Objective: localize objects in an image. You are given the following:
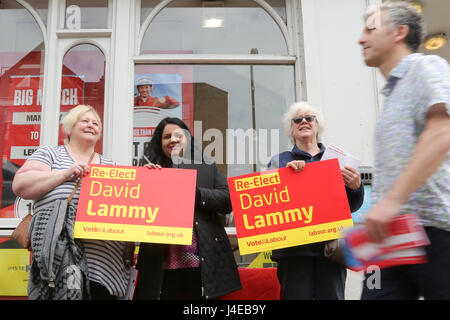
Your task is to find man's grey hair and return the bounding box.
[282,101,325,144]
[365,1,425,52]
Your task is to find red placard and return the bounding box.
[228,159,354,255]
[344,213,430,270]
[74,165,197,244]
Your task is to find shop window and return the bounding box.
[65,0,109,29]
[133,64,295,178]
[28,0,49,26]
[60,44,105,154]
[0,0,45,221]
[140,0,287,55]
[141,0,286,26]
[141,0,156,25]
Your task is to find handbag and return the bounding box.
[11,152,95,250]
[324,238,346,266]
[11,212,33,250]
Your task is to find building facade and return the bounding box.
[0,0,386,232]
[2,0,450,298]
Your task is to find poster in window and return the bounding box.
[0,75,84,219]
[132,73,186,166]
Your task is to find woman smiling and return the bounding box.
[268,101,364,300]
[12,105,132,300]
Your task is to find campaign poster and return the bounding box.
[228,159,354,255]
[133,73,183,166]
[0,239,30,296]
[74,164,197,245]
[0,75,84,220]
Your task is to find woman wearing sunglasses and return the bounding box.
[267,101,364,300]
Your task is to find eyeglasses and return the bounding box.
[292,115,316,124]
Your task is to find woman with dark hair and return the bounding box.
[142,117,197,167]
[134,117,241,300]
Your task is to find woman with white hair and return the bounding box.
[268,101,364,300]
[13,105,133,300]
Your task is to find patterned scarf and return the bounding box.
[28,199,90,300]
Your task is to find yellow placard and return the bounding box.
[0,249,30,296]
[248,251,276,268]
[238,219,353,255]
[74,221,193,245]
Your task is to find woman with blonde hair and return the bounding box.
[268,101,364,300]
[13,105,132,300]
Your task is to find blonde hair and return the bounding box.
[62,105,102,144]
[282,101,325,144]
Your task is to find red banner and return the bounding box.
[228,159,354,254]
[74,165,197,244]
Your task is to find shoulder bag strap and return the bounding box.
[68,152,96,203]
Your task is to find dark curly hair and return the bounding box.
[142,117,203,168]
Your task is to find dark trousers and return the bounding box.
[160,268,203,300]
[89,281,117,300]
[276,256,347,300]
[361,227,450,300]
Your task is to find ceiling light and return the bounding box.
[424,33,447,50]
[203,18,224,28]
[408,1,423,14]
[202,1,225,28]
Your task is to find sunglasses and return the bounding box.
[292,115,316,124]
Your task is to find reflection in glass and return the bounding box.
[133,64,295,178]
[0,1,45,218]
[65,0,109,29]
[141,0,287,54]
[60,44,105,153]
[22,0,49,26]
[140,0,156,25]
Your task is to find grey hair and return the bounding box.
[282,101,325,144]
[365,1,425,52]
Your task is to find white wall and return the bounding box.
[301,0,384,167]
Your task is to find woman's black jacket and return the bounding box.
[134,162,242,300]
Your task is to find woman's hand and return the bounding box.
[286,160,306,172]
[64,162,91,181]
[341,166,361,190]
[144,162,162,169]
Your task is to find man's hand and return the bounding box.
[364,197,402,243]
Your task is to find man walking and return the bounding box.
[358,1,450,299]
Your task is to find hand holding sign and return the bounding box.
[286,160,306,172]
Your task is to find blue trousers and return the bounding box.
[276,256,347,300]
[361,227,450,300]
